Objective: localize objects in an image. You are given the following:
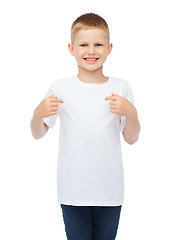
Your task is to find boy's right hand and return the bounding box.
[35,95,64,119]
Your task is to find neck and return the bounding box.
[77,67,108,84]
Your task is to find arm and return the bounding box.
[122,107,141,145]
[30,95,64,139]
[30,108,49,139]
[105,92,141,145]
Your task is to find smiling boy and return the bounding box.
[30,13,140,240]
[68,27,111,84]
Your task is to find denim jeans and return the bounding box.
[60,204,122,240]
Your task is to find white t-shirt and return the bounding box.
[43,75,134,206]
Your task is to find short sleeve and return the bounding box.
[42,82,58,129]
[120,84,135,132]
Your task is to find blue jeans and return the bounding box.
[60,204,122,240]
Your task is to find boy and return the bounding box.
[30,13,140,240]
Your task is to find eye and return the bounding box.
[96,44,103,46]
[80,44,87,47]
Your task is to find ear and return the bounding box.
[68,43,75,56]
[107,43,113,56]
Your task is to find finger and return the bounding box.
[51,111,58,115]
[111,109,117,113]
[105,92,117,98]
[105,96,116,101]
[50,96,58,102]
[50,98,64,103]
[51,101,59,106]
[110,105,116,110]
[109,101,115,105]
[57,98,64,103]
[49,95,64,102]
[51,107,58,111]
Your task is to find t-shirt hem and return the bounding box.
[58,200,124,206]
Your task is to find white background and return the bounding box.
[0,0,179,239]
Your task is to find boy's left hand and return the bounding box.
[105,93,136,117]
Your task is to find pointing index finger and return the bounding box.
[105,96,116,101]
[57,98,64,103]
[50,97,64,103]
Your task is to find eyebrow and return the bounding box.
[79,41,105,44]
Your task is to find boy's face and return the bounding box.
[68,28,112,72]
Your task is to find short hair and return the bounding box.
[71,13,110,45]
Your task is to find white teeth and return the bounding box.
[85,58,97,61]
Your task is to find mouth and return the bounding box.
[83,58,99,63]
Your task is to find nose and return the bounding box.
[87,45,95,55]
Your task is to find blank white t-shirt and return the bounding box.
[43,75,134,206]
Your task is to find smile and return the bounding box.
[83,58,99,63]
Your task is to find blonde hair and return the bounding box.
[71,13,110,44]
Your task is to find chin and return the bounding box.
[80,63,104,71]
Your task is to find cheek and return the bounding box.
[74,51,82,61]
[99,49,108,57]
[76,49,86,58]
